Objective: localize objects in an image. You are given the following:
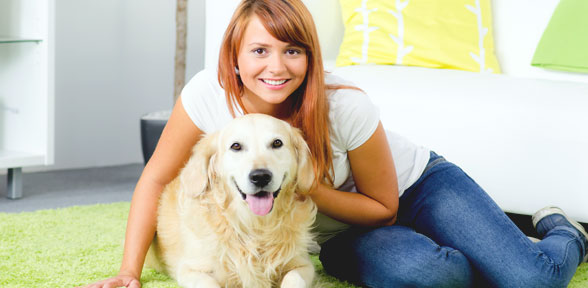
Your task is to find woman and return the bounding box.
[80,0,587,287]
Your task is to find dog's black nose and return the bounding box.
[249,169,272,187]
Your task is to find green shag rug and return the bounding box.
[0,202,586,288]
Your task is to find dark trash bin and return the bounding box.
[140,110,171,165]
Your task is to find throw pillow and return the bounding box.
[531,0,588,74]
[336,0,501,73]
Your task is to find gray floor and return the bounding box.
[0,164,143,213]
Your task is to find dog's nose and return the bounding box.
[249,169,272,188]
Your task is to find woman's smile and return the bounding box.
[260,78,290,89]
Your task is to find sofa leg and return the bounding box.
[7,168,23,199]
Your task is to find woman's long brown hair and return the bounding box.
[218,0,356,186]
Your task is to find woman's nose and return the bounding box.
[267,54,286,74]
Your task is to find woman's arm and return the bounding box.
[310,122,399,227]
[119,98,204,279]
[80,98,203,287]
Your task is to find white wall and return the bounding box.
[48,0,204,171]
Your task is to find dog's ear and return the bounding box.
[291,127,315,194]
[179,131,219,197]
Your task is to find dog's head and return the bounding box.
[180,113,314,217]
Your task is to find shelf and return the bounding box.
[0,37,43,44]
[0,149,45,169]
[1,0,54,199]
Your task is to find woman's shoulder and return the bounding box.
[181,68,232,133]
[324,73,371,112]
[184,68,221,92]
[324,73,380,150]
[182,68,226,107]
[325,72,355,87]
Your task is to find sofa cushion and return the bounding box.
[336,0,501,73]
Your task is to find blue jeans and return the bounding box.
[320,152,584,287]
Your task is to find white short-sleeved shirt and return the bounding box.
[181,68,430,243]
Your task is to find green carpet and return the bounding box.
[0,202,586,288]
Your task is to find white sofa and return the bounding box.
[204,0,588,222]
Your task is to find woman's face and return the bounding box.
[237,15,308,117]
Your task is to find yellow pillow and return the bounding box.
[336,0,501,73]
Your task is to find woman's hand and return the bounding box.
[76,273,140,288]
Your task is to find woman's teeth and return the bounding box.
[262,79,287,85]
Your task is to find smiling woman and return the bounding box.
[236,15,308,116]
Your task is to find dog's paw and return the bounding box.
[280,270,308,288]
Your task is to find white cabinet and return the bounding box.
[0,0,54,199]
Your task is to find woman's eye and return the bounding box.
[231,143,242,151]
[272,139,283,149]
[253,48,266,55]
[286,49,300,55]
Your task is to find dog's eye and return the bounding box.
[272,139,283,149]
[230,142,242,151]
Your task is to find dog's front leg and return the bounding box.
[176,263,221,288]
[280,257,314,288]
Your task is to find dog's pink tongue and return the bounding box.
[245,193,274,216]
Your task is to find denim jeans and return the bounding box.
[319,152,584,288]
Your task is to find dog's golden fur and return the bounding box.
[146,114,317,288]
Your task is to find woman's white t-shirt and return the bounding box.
[181,68,430,243]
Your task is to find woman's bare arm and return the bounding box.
[79,98,203,287]
[310,122,399,227]
[119,97,204,279]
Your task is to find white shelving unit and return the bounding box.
[0,0,54,199]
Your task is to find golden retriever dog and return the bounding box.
[146,113,317,288]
